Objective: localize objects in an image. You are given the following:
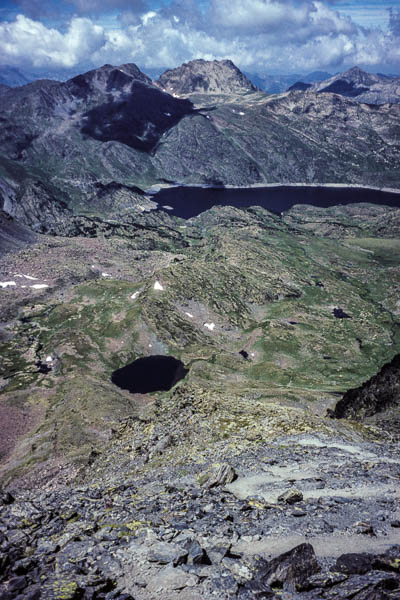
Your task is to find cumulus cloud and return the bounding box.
[1,1,400,73]
[0,14,105,67]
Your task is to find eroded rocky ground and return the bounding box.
[1,202,400,598]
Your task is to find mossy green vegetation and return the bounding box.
[1,203,399,484]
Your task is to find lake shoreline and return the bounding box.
[148,184,400,220]
[145,182,400,195]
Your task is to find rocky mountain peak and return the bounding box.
[156,58,257,95]
[67,63,152,98]
[306,65,400,103]
[339,66,380,86]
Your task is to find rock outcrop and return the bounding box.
[309,66,400,104]
[156,58,258,95]
[331,353,400,420]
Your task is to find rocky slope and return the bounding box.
[331,353,400,428]
[310,66,400,104]
[156,59,257,95]
[283,203,400,238]
[0,201,400,598]
[1,56,400,600]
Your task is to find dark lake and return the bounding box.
[111,355,188,394]
[152,185,400,219]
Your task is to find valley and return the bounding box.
[0,59,400,599]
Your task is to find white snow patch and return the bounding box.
[22,275,38,280]
[45,356,53,362]
[239,111,245,115]
[149,344,153,348]
[21,285,27,288]
[204,322,215,331]
[154,281,164,291]
[131,291,140,300]
[0,281,16,288]
[30,284,49,289]
[251,353,255,357]
[164,112,172,117]
[102,272,111,277]
[185,312,194,318]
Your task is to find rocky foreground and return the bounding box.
[1,201,400,598]
[1,431,400,599]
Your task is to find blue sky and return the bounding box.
[0,1,399,74]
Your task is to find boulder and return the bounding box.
[278,488,304,504]
[198,463,237,488]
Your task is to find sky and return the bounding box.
[0,0,399,75]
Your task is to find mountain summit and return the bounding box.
[156,59,258,95]
[308,66,400,104]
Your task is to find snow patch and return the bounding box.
[0,281,16,288]
[131,291,140,300]
[154,281,164,291]
[15,274,38,280]
[45,356,53,362]
[30,284,49,289]
[239,111,245,115]
[164,112,172,117]
[204,322,215,331]
[102,272,111,277]
[185,312,194,318]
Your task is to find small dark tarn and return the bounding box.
[111,355,188,394]
[333,308,352,319]
[36,362,51,374]
[239,350,249,360]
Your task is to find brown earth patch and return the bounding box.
[0,397,43,461]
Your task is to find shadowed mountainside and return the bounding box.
[1,60,400,234]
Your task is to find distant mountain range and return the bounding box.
[0,59,399,235]
[2,62,398,102]
[289,66,400,104]
[0,65,30,87]
[245,70,332,94]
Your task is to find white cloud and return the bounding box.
[0,2,399,73]
[0,14,105,68]
[210,0,312,31]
